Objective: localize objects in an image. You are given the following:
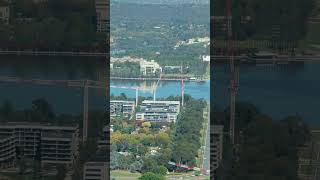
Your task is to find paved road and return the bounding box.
[202,106,210,174]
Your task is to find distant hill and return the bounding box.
[111,2,209,24]
[112,0,209,5]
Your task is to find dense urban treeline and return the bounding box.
[171,96,206,166]
[212,0,313,41]
[0,0,107,51]
[110,95,207,178]
[213,103,311,180]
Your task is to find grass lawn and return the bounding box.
[111,170,141,180]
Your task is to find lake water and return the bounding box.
[110,80,210,100]
[111,62,320,125]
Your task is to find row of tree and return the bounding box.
[171,96,207,166]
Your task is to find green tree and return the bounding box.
[152,165,168,176]
[139,172,165,180]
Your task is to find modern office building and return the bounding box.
[110,100,135,117]
[136,100,180,123]
[0,135,15,169]
[83,148,109,180]
[41,131,79,166]
[95,0,109,32]
[211,125,223,176]
[0,122,79,168]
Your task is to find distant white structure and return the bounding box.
[111,56,162,76]
[174,37,210,49]
[140,60,162,76]
[202,55,210,62]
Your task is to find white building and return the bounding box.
[140,60,162,76]
[211,125,223,175]
[202,55,210,63]
[136,100,180,123]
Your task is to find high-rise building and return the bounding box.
[95,0,109,32]
[211,125,224,176]
[0,135,15,169]
[0,122,79,168]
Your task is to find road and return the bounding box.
[202,105,210,174]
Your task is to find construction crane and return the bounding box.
[226,0,239,145]
[152,72,162,101]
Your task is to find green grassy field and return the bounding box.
[111,170,141,180]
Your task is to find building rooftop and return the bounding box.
[142,100,180,105]
[110,100,135,104]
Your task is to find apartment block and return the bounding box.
[110,100,135,117]
[41,131,79,166]
[0,122,79,168]
[211,125,223,176]
[136,100,180,123]
[0,135,15,169]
